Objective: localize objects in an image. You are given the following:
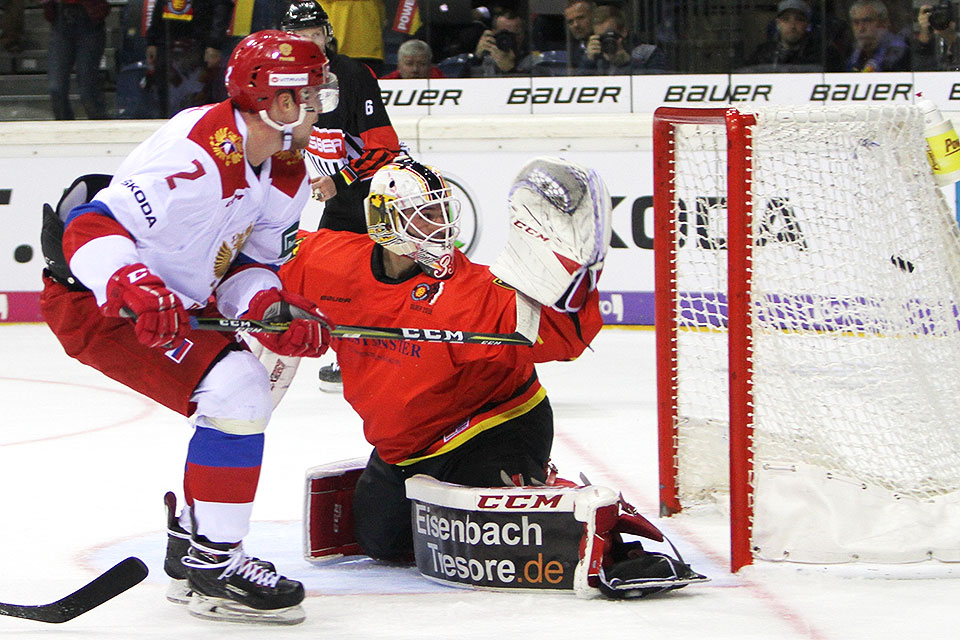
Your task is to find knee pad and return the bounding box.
[191,350,272,435]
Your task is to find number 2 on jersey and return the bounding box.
[165,160,206,190]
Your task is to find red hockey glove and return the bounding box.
[245,288,331,358]
[102,263,190,349]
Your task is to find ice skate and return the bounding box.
[163,492,278,607]
[183,536,305,625]
[163,492,192,604]
[318,360,343,393]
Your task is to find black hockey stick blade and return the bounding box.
[0,557,148,623]
[190,317,534,346]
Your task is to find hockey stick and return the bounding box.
[0,556,148,623]
[191,316,535,346]
[193,291,541,346]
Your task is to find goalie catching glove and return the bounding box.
[244,288,332,358]
[491,157,612,313]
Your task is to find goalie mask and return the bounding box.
[366,161,462,279]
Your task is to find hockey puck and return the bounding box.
[890,255,915,273]
[13,244,32,263]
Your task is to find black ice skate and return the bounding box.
[163,492,192,604]
[163,492,278,609]
[183,536,305,625]
[318,360,343,393]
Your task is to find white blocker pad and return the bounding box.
[303,457,367,562]
[490,156,612,308]
[405,474,619,596]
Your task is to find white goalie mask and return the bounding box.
[365,160,462,279]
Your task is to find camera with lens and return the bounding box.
[929,1,957,31]
[599,30,622,56]
[494,30,518,53]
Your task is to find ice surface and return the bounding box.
[1,324,958,639]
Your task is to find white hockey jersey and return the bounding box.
[72,100,310,310]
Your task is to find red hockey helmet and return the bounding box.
[225,29,335,113]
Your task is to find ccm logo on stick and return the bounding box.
[400,328,465,341]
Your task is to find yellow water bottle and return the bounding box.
[918,93,960,186]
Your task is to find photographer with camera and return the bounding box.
[472,9,531,75]
[579,4,666,75]
[914,2,960,70]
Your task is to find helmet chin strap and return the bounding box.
[259,104,308,151]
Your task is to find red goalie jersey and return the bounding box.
[279,229,603,464]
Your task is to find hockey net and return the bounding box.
[653,105,960,571]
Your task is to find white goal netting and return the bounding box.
[662,105,960,564]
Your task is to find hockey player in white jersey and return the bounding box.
[39,30,339,625]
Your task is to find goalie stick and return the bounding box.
[0,556,148,623]
[190,294,542,346]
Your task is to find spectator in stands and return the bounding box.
[472,9,531,75]
[743,0,822,71]
[146,0,234,117]
[580,4,667,75]
[0,0,24,52]
[913,2,960,71]
[44,0,110,119]
[844,0,910,71]
[381,38,446,78]
[563,0,595,69]
[321,0,386,76]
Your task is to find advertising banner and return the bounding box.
[2,74,958,324]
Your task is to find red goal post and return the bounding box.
[653,105,960,572]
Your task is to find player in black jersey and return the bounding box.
[281,0,404,391]
[282,0,403,234]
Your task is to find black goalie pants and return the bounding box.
[352,397,554,562]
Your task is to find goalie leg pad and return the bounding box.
[304,457,368,561]
[405,474,709,598]
[406,474,609,591]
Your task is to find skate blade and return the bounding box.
[166,579,192,605]
[187,593,306,625]
[601,573,711,599]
